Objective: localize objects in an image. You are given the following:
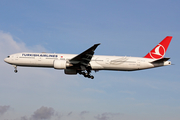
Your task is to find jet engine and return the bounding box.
[54,60,70,69]
[64,69,77,75]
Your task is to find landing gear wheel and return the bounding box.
[90,76,94,79]
[78,70,94,79]
[84,74,88,77]
[13,65,18,73]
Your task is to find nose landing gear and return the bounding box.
[14,70,18,73]
[13,65,18,73]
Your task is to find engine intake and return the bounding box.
[54,60,77,74]
[54,60,68,69]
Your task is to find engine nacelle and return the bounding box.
[54,60,67,69]
[64,69,77,75]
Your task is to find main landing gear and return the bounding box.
[13,65,18,73]
[78,70,94,79]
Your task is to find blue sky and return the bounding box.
[0,0,180,120]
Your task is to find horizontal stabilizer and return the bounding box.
[150,57,170,63]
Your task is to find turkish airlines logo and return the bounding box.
[150,44,165,59]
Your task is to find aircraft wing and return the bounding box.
[69,43,100,70]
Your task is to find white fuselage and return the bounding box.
[4,52,171,71]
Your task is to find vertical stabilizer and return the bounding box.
[144,36,172,59]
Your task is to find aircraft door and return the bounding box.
[15,54,19,61]
[137,60,140,69]
[11,55,14,61]
[36,56,42,65]
[106,58,110,64]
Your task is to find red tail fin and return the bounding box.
[144,36,172,59]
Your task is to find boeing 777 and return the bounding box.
[4,36,172,79]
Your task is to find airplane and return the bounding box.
[4,36,172,79]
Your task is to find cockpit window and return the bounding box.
[7,56,10,58]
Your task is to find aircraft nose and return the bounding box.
[4,58,8,63]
